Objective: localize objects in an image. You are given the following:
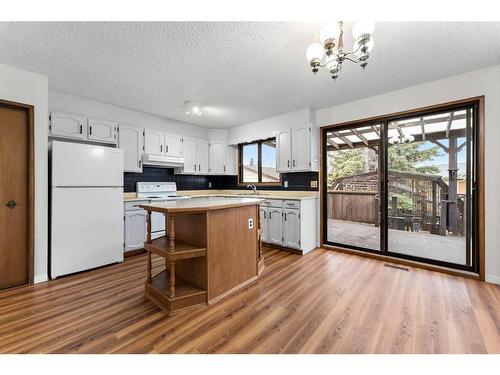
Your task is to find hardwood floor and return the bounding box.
[0,247,499,353]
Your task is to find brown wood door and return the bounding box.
[0,104,30,289]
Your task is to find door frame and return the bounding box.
[0,98,35,285]
[319,96,485,280]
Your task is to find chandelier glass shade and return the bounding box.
[306,21,375,80]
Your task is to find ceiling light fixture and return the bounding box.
[306,21,375,80]
[184,100,202,116]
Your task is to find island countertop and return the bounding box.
[139,196,264,214]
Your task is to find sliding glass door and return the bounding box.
[386,107,475,267]
[325,123,383,251]
[323,102,479,272]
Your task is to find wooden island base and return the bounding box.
[141,198,264,315]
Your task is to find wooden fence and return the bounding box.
[327,191,378,225]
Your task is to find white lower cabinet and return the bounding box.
[124,202,148,252]
[283,209,300,249]
[259,198,317,253]
[259,207,269,243]
[267,207,283,246]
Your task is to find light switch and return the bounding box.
[311,180,318,188]
[248,218,254,229]
[284,181,288,188]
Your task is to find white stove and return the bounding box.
[136,182,190,238]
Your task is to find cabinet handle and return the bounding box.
[269,211,272,219]
[89,126,92,135]
[293,160,296,167]
[194,164,196,171]
[284,213,287,221]
[264,211,266,219]
[79,124,83,134]
[223,165,226,172]
[287,160,290,168]
[166,145,169,153]
[160,145,163,152]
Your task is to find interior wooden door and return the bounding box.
[0,103,32,289]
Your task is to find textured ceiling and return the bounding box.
[0,22,499,128]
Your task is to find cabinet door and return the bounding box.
[124,210,147,251]
[118,125,143,173]
[197,139,209,174]
[225,144,238,175]
[283,209,301,249]
[209,141,226,175]
[181,136,198,174]
[276,129,292,172]
[144,129,164,156]
[292,126,311,171]
[164,133,182,157]
[268,208,283,245]
[49,111,87,140]
[259,207,268,243]
[88,118,118,144]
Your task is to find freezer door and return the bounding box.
[51,187,124,278]
[52,140,123,187]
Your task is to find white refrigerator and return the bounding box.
[51,141,124,278]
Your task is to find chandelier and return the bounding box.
[306,21,375,80]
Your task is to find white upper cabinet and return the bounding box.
[225,144,238,175]
[197,139,209,174]
[144,129,164,156]
[276,125,318,173]
[49,111,87,140]
[181,136,198,174]
[292,126,311,171]
[276,129,292,172]
[87,118,118,144]
[283,208,300,249]
[118,125,144,173]
[209,141,226,174]
[164,133,183,157]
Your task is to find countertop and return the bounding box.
[139,196,264,213]
[124,190,318,202]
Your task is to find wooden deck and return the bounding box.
[328,219,467,264]
[0,247,499,353]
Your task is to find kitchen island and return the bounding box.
[139,197,264,315]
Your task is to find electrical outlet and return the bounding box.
[208,182,212,188]
[311,180,318,188]
[284,180,288,188]
[248,218,254,229]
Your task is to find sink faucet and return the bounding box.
[246,184,258,195]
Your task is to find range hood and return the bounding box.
[142,154,185,168]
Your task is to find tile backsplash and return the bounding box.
[124,167,319,192]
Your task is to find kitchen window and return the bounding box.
[238,138,280,185]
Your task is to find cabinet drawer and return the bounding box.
[261,199,283,208]
[124,200,149,211]
[283,200,300,209]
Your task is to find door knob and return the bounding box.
[6,200,17,209]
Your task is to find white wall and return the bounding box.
[49,90,209,139]
[316,64,500,284]
[228,107,313,145]
[0,63,49,283]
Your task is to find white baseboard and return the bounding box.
[485,274,500,285]
[34,274,48,284]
